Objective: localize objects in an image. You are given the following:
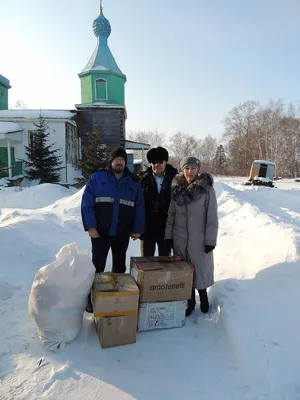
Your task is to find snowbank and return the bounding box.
[212,180,300,398]
[0,183,76,209]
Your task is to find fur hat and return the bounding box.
[147,146,169,163]
[109,147,127,164]
[180,156,201,171]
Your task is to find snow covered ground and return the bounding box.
[0,177,300,399]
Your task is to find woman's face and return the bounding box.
[183,166,198,183]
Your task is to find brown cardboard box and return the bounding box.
[94,314,138,348]
[130,256,194,303]
[92,273,139,317]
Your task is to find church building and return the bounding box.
[76,1,126,150]
[0,1,149,184]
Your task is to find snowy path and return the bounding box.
[0,305,252,400]
[0,284,253,400]
[1,180,300,399]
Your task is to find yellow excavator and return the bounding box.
[245,160,275,187]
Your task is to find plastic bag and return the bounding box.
[28,242,95,351]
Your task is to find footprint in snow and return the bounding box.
[225,280,237,292]
[42,364,80,392]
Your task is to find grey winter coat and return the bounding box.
[165,173,218,290]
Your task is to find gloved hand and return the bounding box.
[205,245,215,254]
[165,239,173,250]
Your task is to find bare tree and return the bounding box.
[223,101,262,175]
[168,131,202,170]
[223,99,300,177]
[199,135,218,172]
[14,100,28,109]
[279,107,300,177]
[127,130,166,148]
[256,99,284,162]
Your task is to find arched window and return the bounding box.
[95,78,107,100]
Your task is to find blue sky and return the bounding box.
[1,0,300,139]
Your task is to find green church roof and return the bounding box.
[0,75,11,89]
[80,7,125,79]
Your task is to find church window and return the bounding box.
[95,78,107,100]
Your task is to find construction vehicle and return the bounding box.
[245,160,275,187]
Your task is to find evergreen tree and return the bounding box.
[24,115,62,183]
[75,128,107,186]
[214,145,228,175]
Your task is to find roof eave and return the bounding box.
[78,69,126,82]
[0,75,11,89]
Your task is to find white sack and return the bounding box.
[28,242,95,351]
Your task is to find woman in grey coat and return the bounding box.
[165,156,218,315]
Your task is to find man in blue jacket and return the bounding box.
[81,147,145,306]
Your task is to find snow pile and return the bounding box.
[28,242,95,351]
[0,183,76,209]
[0,179,300,399]
[0,177,9,187]
[253,175,273,182]
[212,180,300,398]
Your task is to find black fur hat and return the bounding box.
[147,146,169,164]
[109,147,127,164]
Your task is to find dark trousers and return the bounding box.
[91,235,130,273]
[140,235,170,257]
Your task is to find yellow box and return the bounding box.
[92,273,139,317]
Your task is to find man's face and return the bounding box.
[151,160,167,176]
[111,157,125,173]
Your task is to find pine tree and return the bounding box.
[214,145,228,175]
[24,115,62,183]
[75,128,107,186]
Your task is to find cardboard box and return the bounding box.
[95,314,138,348]
[130,256,194,303]
[92,273,139,317]
[138,300,187,332]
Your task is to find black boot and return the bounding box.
[85,293,93,314]
[199,289,209,313]
[186,287,196,317]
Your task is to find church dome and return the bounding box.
[80,3,126,78]
[93,12,111,38]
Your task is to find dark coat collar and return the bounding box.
[171,173,213,205]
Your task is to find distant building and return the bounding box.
[0,110,79,182]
